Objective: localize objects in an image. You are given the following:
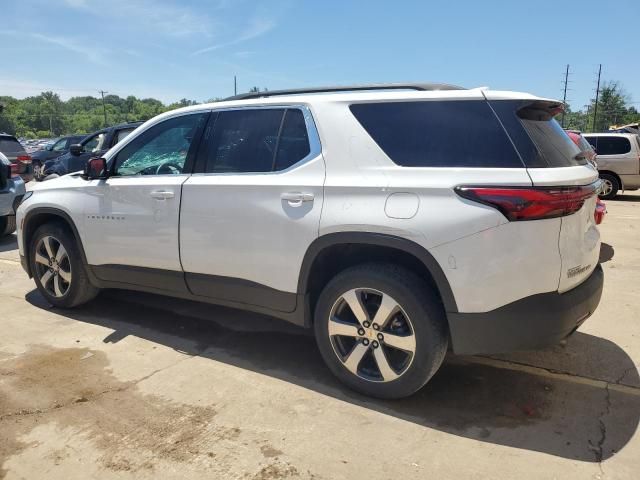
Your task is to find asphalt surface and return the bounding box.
[1,194,639,479]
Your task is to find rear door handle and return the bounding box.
[281,192,314,206]
[150,190,175,200]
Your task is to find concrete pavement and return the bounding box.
[1,195,639,479]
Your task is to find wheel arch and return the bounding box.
[599,170,623,188]
[22,207,88,278]
[298,232,458,325]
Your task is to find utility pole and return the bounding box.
[49,114,53,136]
[592,64,602,133]
[561,64,570,127]
[99,90,108,127]
[234,75,237,96]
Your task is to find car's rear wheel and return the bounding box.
[599,173,619,200]
[314,263,448,399]
[0,215,16,236]
[30,222,99,308]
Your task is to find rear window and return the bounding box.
[349,100,523,168]
[584,136,631,155]
[0,136,25,154]
[489,100,584,168]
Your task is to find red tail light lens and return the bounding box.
[17,155,32,164]
[455,182,600,221]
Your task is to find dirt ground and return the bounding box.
[0,194,639,479]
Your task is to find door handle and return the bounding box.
[281,192,314,206]
[150,190,175,200]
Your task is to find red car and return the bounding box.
[565,130,606,225]
[565,130,597,167]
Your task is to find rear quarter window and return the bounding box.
[585,136,632,155]
[349,100,523,168]
[0,137,25,154]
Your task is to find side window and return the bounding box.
[115,128,135,145]
[114,113,206,176]
[350,101,523,168]
[82,133,103,153]
[274,109,311,171]
[586,136,631,155]
[52,138,68,151]
[205,109,283,173]
[203,108,312,173]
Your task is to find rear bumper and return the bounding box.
[448,264,604,355]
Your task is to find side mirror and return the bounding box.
[84,157,108,179]
[69,144,83,156]
[46,145,53,151]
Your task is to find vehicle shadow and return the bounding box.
[599,243,615,263]
[613,193,640,202]
[0,234,17,253]
[25,289,640,463]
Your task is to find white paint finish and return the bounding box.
[429,219,563,313]
[527,164,600,293]
[384,193,419,219]
[81,175,188,270]
[179,156,325,293]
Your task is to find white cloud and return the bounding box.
[63,0,214,37]
[191,16,276,56]
[0,30,108,65]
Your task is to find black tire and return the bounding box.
[29,222,99,308]
[0,215,16,236]
[599,173,620,200]
[314,263,448,399]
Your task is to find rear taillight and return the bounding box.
[17,155,32,164]
[455,182,600,221]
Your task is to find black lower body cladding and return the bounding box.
[447,264,604,355]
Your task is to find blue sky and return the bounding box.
[1,0,637,110]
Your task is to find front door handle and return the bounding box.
[150,190,175,200]
[281,192,314,206]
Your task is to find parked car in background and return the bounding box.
[32,135,87,178]
[0,152,26,236]
[41,122,141,180]
[583,133,640,199]
[17,84,604,399]
[0,133,33,182]
[565,130,597,167]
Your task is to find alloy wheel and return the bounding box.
[34,235,72,298]
[328,288,416,382]
[601,179,613,197]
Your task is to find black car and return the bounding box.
[31,135,87,173]
[41,122,142,180]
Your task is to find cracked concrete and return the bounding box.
[0,196,640,479]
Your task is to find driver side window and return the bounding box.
[114,113,206,176]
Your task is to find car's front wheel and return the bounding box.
[30,222,99,308]
[0,215,16,236]
[314,263,448,399]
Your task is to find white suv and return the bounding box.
[16,84,604,399]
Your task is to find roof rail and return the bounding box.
[224,83,466,101]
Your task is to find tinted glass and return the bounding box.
[585,136,631,155]
[205,109,284,173]
[489,100,584,167]
[83,133,105,153]
[115,128,135,144]
[115,113,206,176]
[0,137,25,154]
[349,101,522,168]
[274,109,311,171]
[52,138,67,151]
